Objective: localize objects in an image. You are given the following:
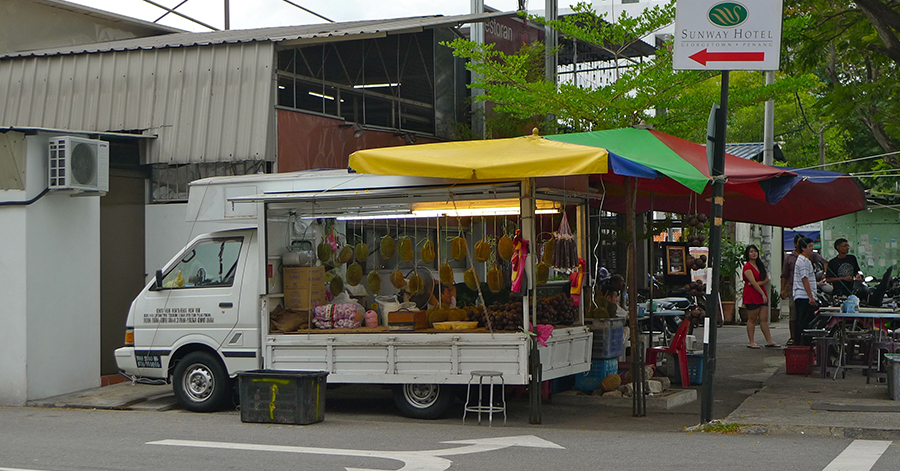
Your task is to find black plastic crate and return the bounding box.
[238,370,328,425]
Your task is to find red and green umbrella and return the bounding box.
[545,128,865,226]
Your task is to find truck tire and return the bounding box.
[392,383,455,420]
[173,351,232,412]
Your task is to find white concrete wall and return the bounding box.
[0,206,28,405]
[26,188,101,400]
[0,132,101,405]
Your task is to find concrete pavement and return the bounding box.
[24,321,900,437]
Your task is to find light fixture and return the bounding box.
[309,91,335,101]
[353,82,400,89]
[411,199,562,217]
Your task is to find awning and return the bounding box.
[349,130,608,179]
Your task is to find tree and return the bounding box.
[444,2,811,142]
[783,1,900,168]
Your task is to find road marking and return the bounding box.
[823,440,892,471]
[148,435,563,471]
[1,468,50,471]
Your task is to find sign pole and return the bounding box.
[701,70,729,423]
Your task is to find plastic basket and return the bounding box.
[590,318,625,359]
[784,346,811,375]
[238,370,328,425]
[574,358,619,391]
[671,353,704,385]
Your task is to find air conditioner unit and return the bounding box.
[48,136,109,192]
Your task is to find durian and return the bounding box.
[487,268,503,293]
[355,242,369,263]
[474,239,491,263]
[451,237,468,261]
[398,238,414,263]
[390,269,405,290]
[439,263,454,285]
[380,235,395,260]
[367,270,382,294]
[408,272,424,295]
[347,262,363,286]
[464,268,479,290]
[448,308,468,321]
[536,261,550,285]
[338,246,354,264]
[427,309,448,327]
[317,242,333,264]
[498,234,514,261]
[421,239,435,263]
[330,276,344,296]
[542,239,554,265]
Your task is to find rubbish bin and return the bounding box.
[886,354,900,401]
[238,370,328,424]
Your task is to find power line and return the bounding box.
[793,149,900,171]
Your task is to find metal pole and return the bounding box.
[224,0,230,30]
[523,179,541,424]
[701,71,729,423]
[626,177,645,416]
[762,71,775,277]
[471,0,486,139]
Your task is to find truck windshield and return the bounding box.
[161,237,243,289]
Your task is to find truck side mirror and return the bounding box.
[155,269,164,290]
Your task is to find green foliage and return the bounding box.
[781,0,900,179]
[442,2,811,140]
[719,234,747,302]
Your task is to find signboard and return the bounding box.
[673,0,783,71]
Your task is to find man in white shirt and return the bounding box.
[792,237,818,346]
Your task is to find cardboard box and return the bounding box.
[284,286,326,311]
[283,266,325,290]
[388,310,427,331]
[283,266,326,310]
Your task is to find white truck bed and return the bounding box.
[265,326,592,385]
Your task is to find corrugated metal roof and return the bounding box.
[725,142,786,163]
[0,42,276,165]
[1,12,512,59]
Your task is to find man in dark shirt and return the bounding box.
[825,238,862,297]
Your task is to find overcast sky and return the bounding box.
[68,0,527,32]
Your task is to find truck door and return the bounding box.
[142,235,247,352]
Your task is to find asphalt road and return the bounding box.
[1,406,899,471]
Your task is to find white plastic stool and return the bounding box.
[463,370,506,426]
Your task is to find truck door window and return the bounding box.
[161,238,243,289]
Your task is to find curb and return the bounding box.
[730,423,900,440]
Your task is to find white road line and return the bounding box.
[823,440,892,471]
[0,468,49,471]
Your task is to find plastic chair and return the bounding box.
[646,319,691,387]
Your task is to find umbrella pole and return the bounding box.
[523,178,542,424]
[626,177,646,416]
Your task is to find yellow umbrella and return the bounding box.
[349,129,608,179]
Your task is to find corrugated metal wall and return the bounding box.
[0,42,275,164]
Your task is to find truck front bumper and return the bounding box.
[115,346,166,380]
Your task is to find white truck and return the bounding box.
[115,170,592,418]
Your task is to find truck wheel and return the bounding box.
[392,383,454,420]
[173,351,232,412]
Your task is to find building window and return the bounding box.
[276,32,436,135]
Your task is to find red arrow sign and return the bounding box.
[689,49,765,66]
